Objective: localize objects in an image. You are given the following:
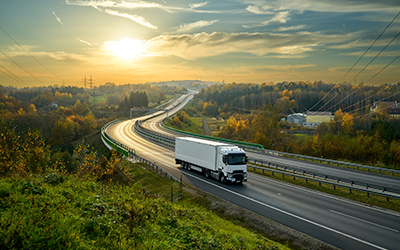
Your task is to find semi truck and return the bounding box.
[175,137,248,183]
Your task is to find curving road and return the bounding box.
[106,94,400,250]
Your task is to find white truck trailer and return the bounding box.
[175,137,248,183]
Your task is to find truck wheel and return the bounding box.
[220,174,226,183]
[205,169,210,178]
[187,164,191,171]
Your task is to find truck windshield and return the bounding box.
[227,153,247,165]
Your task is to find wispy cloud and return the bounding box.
[65,0,218,13]
[65,0,162,9]
[52,12,64,25]
[245,0,400,13]
[104,9,157,29]
[145,31,357,60]
[243,11,289,28]
[77,38,92,46]
[246,5,272,15]
[189,1,209,9]
[275,25,306,32]
[177,20,218,33]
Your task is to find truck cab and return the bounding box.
[219,147,248,183]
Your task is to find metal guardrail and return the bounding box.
[100,94,193,183]
[247,163,400,201]
[160,121,265,149]
[132,122,400,201]
[252,148,400,176]
[134,121,175,148]
[160,120,399,176]
[248,159,400,199]
[101,122,179,182]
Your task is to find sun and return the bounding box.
[104,39,148,60]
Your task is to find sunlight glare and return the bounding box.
[104,39,148,60]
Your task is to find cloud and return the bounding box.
[145,31,357,60]
[65,0,218,13]
[246,0,400,13]
[177,20,218,33]
[189,2,209,9]
[104,9,157,29]
[275,25,306,32]
[246,5,272,15]
[65,0,162,9]
[77,38,92,46]
[52,12,64,25]
[243,11,289,28]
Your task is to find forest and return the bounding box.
[0,82,192,171]
[191,81,400,168]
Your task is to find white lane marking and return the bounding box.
[248,171,400,218]
[181,171,388,250]
[330,210,399,233]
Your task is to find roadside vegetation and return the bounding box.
[0,120,291,249]
[183,82,400,170]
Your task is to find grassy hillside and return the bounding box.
[0,158,290,250]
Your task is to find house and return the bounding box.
[303,111,332,128]
[371,101,400,118]
[287,113,306,125]
[49,101,58,108]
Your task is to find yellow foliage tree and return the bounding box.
[341,113,354,136]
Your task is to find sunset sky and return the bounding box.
[0,0,399,88]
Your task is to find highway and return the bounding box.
[145,117,400,193]
[105,94,400,250]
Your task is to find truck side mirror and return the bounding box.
[245,156,248,163]
[222,155,227,164]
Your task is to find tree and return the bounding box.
[341,113,354,136]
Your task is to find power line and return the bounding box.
[349,30,400,84]
[339,85,389,113]
[366,54,400,84]
[325,85,361,112]
[341,11,400,81]
[307,84,337,111]
[0,49,43,84]
[313,11,400,113]
[316,83,352,112]
[0,26,64,83]
[0,64,27,84]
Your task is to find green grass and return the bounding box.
[164,116,205,135]
[0,162,289,250]
[248,166,400,213]
[91,94,108,104]
[208,118,226,137]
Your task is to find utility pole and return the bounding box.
[83,75,87,89]
[90,75,95,104]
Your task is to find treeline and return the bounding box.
[0,82,187,157]
[118,91,148,112]
[197,81,400,115]
[192,81,400,168]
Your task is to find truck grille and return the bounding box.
[233,170,244,174]
[233,174,244,181]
